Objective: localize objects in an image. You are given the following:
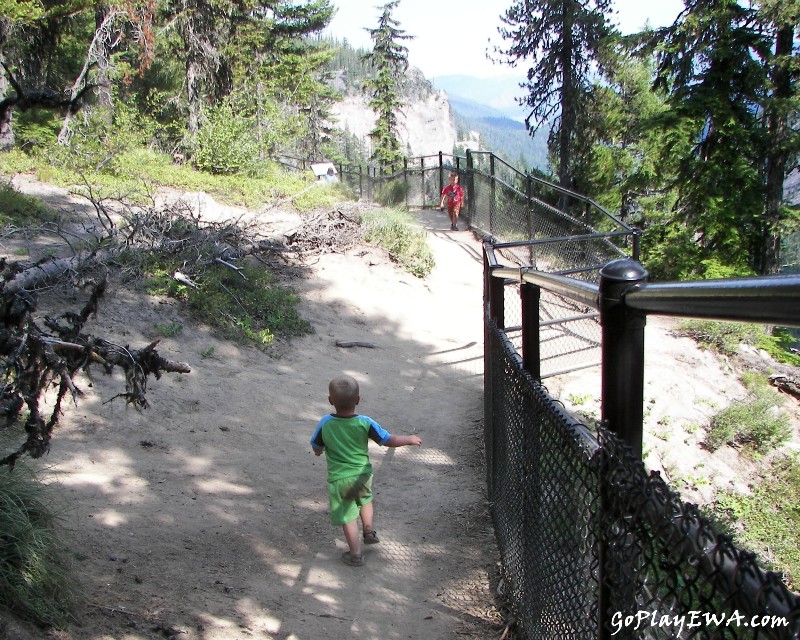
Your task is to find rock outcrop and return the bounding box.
[330,66,457,158]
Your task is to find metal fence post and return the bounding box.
[526,174,534,265]
[483,239,504,499]
[419,156,427,209]
[521,281,541,380]
[404,157,409,208]
[631,228,641,262]
[598,258,648,457]
[466,150,475,226]
[597,260,647,640]
[490,154,497,236]
[438,151,444,200]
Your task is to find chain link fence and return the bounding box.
[486,318,800,639]
[318,150,633,379]
[279,151,800,638]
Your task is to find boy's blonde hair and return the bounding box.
[329,375,359,410]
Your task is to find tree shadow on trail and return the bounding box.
[36,222,502,640]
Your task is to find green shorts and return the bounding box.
[328,473,373,526]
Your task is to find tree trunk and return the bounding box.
[759,24,794,275]
[558,0,575,195]
[186,56,201,135]
[58,9,123,143]
[94,4,114,113]
[0,43,14,150]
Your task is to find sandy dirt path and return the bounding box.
[7,191,502,640]
[8,176,794,640]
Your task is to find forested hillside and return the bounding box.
[322,37,456,158]
[0,0,798,279]
[447,95,548,170]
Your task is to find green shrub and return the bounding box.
[697,257,755,280]
[10,110,62,152]
[714,454,800,585]
[0,181,58,226]
[191,103,260,176]
[679,319,800,365]
[0,149,40,175]
[154,321,183,338]
[375,178,408,206]
[678,319,765,356]
[360,208,435,278]
[704,390,792,455]
[184,262,312,346]
[755,328,800,367]
[0,461,74,627]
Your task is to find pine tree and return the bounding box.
[494,0,612,192]
[758,0,800,274]
[363,0,412,170]
[162,0,334,135]
[653,0,776,274]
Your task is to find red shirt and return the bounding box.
[441,184,463,206]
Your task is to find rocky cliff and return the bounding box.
[329,66,457,159]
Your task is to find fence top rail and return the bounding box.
[627,275,800,328]
[493,230,634,250]
[468,151,635,233]
[486,248,800,328]
[491,266,601,309]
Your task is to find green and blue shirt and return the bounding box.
[311,414,391,482]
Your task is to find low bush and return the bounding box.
[375,178,408,207]
[714,454,800,587]
[359,208,435,278]
[0,181,58,226]
[678,319,800,365]
[704,384,792,456]
[145,261,313,347]
[0,460,74,627]
[678,319,763,356]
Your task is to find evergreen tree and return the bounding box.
[160,0,333,136]
[652,0,777,275]
[363,0,412,169]
[757,0,800,274]
[0,1,155,147]
[494,0,613,192]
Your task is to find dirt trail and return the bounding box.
[4,183,502,640]
[6,177,796,640]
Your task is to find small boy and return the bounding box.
[310,375,422,567]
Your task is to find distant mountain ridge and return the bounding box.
[432,75,529,122]
[444,90,549,171]
[324,39,548,172]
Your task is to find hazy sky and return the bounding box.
[324,0,685,78]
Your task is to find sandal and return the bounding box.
[340,551,364,567]
[363,530,380,545]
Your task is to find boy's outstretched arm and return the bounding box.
[386,434,422,447]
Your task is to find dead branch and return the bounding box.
[0,61,95,116]
[335,341,377,349]
[283,208,365,258]
[0,276,190,468]
[0,189,373,466]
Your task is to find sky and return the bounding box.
[323,0,685,79]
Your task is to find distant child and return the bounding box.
[440,171,464,231]
[310,375,422,567]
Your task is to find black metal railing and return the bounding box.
[484,238,800,639]
[282,150,636,378]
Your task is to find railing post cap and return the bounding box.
[599,258,648,283]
